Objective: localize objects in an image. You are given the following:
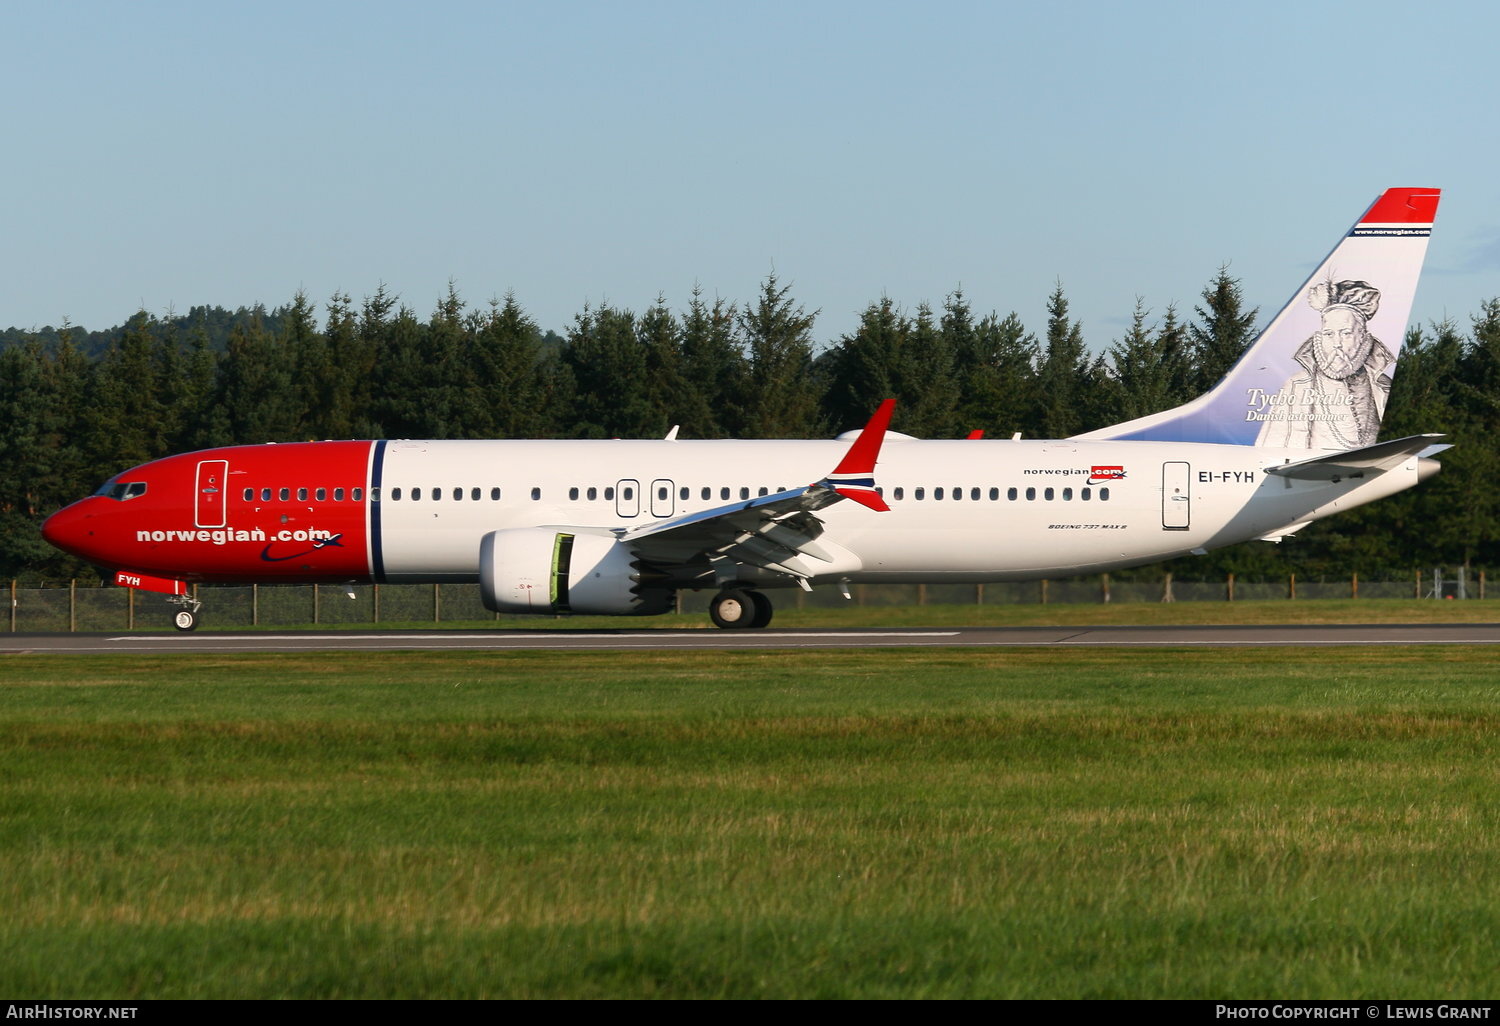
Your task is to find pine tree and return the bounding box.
[86,311,168,469]
[895,303,959,437]
[969,310,1038,438]
[560,304,657,438]
[823,298,958,437]
[739,273,821,437]
[823,297,908,431]
[1035,281,1089,437]
[636,296,715,439]
[368,302,430,438]
[1188,266,1258,394]
[470,292,549,438]
[218,310,302,442]
[678,285,745,437]
[1107,298,1187,421]
[317,291,372,439]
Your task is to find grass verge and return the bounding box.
[3,648,1498,997]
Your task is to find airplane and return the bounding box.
[42,187,1445,631]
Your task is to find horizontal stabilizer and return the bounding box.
[1265,434,1445,480]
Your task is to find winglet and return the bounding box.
[826,399,895,511]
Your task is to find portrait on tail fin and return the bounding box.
[1253,279,1394,449]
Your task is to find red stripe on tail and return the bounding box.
[1360,188,1440,224]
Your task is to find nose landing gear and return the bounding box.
[168,592,202,631]
[709,588,773,629]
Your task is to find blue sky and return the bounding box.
[5,0,1498,352]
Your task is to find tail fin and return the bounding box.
[1075,187,1440,449]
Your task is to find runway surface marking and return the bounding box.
[6,624,1499,654]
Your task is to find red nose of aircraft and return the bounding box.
[41,500,102,563]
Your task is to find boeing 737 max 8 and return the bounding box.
[42,187,1446,629]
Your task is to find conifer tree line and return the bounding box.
[3,272,1497,583]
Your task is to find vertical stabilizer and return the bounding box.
[1075,188,1440,449]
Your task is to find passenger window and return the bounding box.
[1081,488,1091,501]
[353,488,364,501]
[1101,487,1110,501]
[243,488,253,501]
[1007,487,1017,500]
[392,487,403,500]
[279,488,289,501]
[658,486,669,500]
[990,488,999,500]
[680,487,689,500]
[569,487,580,500]
[623,486,633,500]
[758,487,768,497]
[935,487,945,500]
[531,487,542,500]
[334,488,345,502]
[1063,487,1072,500]
[915,488,925,500]
[739,487,749,499]
[261,488,272,502]
[894,487,905,500]
[721,487,730,500]
[316,488,327,501]
[298,488,308,501]
[491,487,500,500]
[587,487,597,500]
[1025,488,1036,501]
[701,487,710,500]
[453,487,463,501]
[1045,488,1054,501]
[972,488,981,500]
[367,488,377,502]
[605,487,615,500]
[411,488,420,501]
[952,487,962,501]
[432,488,441,501]
[471,487,480,501]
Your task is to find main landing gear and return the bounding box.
[709,588,773,630]
[168,592,202,632]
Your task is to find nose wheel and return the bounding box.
[709,588,773,629]
[167,592,202,632]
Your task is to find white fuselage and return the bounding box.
[374,437,1420,584]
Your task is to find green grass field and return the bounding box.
[3,646,1499,998]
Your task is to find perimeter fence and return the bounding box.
[5,569,1489,632]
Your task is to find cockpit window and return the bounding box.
[94,478,147,501]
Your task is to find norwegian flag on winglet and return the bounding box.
[824,399,896,511]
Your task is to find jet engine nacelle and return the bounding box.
[479,528,671,616]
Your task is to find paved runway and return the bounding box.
[6,622,1500,654]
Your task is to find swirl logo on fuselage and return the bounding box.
[260,533,345,562]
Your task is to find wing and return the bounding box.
[619,400,895,586]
